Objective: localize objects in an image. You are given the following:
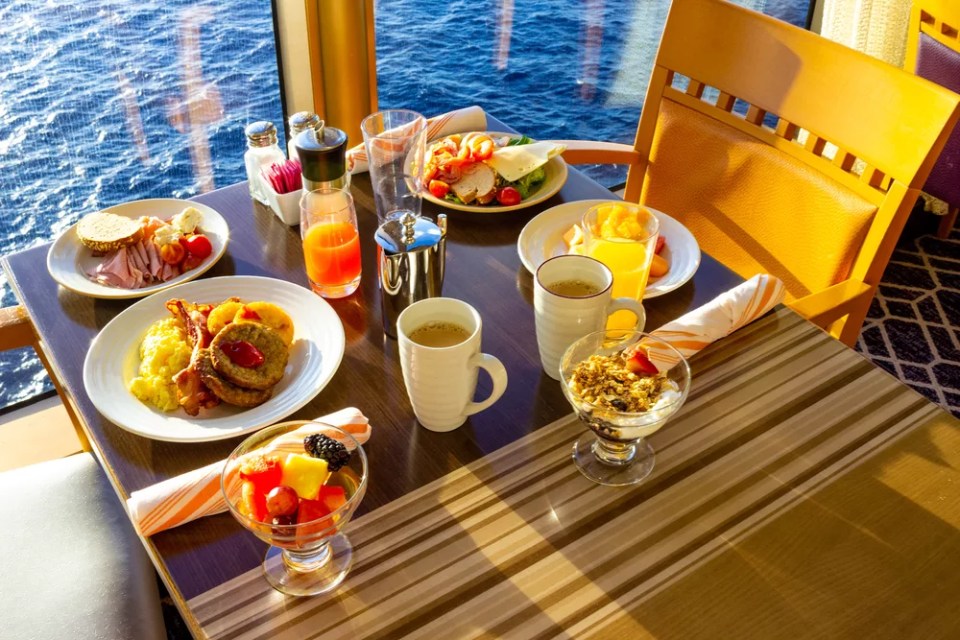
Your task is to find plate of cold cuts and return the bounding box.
[47,198,229,299]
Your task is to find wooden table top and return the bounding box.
[4,118,957,637]
[189,308,960,639]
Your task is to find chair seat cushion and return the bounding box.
[0,453,166,640]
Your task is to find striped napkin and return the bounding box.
[645,274,785,371]
[346,105,487,174]
[127,407,371,537]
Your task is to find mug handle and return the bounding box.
[463,353,508,418]
[607,297,646,331]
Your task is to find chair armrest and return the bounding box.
[551,140,642,166]
[786,279,873,327]
[0,305,36,352]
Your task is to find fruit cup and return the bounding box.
[221,420,368,596]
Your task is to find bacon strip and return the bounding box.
[168,299,220,416]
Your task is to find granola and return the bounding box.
[569,352,667,412]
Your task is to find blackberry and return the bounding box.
[304,433,351,471]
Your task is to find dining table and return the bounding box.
[3,114,960,639]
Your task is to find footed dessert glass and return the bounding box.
[221,420,368,596]
[560,331,691,486]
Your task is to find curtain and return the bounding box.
[819,0,913,67]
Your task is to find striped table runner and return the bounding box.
[188,309,957,639]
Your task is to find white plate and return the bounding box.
[47,198,229,299]
[517,199,701,298]
[82,276,345,443]
[420,132,568,213]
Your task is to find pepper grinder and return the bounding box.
[375,212,448,337]
[295,126,350,192]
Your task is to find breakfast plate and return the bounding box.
[82,276,345,443]
[419,131,568,213]
[47,198,229,299]
[517,199,701,298]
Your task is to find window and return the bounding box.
[0,0,285,409]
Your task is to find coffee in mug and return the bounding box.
[546,279,602,297]
[534,255,645,380]
[409,321,470,348]
[397,298,508,432]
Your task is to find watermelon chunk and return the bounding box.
[318,485,347,512]
[239,453,283,495]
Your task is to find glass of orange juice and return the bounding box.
[581,202,659,330]
[300,188,362,298]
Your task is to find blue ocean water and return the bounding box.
[0,0,808,410]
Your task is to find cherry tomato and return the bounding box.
[496,186,522,206]
[429,180,451,199]
[159,242,185,265]
[183,234,213,259]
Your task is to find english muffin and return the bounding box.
[210,322,288,390]
[196,349,272,408]
[77,211,143,253]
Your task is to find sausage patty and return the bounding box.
[210,322,289,390]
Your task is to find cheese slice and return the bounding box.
[487,141,565,182]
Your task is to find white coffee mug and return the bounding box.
[534,255,646,379]
[397,298,508,432]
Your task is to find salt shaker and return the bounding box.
[287,112,323,161]
[244,121,286,205]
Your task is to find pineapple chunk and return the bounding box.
[280,453,330,500]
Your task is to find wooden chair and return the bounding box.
[904,0,960,238]
[560,0,960,346]
[0,304,167,640]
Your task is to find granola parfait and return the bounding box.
[560,330,691,486]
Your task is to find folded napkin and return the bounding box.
[346,105,487,174]
[127,408,371,537]
[646,274,785,370]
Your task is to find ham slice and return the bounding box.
[87,228,195,289]
[146,241,162,279]
[93,247,139,289]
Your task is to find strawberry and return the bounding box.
[654,236,666,255]
[625,350,658,376]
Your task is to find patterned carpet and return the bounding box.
[856,208,960,419]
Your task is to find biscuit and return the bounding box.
[210,322,288,390]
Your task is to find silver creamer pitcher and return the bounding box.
[375,211,448,337]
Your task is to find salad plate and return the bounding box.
[420,131,568,213]
[517,199,701,298]
[47,198,229,299]
[82,276,345,443]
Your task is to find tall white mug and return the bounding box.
[397,298,508,432]
[535,255,646,379]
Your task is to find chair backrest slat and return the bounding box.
[647,0,960,189]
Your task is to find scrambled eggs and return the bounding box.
[129,317,191,412]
